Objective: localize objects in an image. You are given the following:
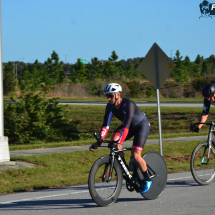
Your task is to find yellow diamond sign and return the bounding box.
[138,43,175,88]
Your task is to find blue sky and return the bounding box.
[1,0,215,64]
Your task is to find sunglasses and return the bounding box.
[106,94,115,99]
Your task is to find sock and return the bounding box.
[142,170,151,181]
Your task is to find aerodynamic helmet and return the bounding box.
[104,83,122,94]
[202,83,215,98]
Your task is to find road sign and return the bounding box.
[138,43,175,88]
[81,58,87,64]
[138,43,175,156]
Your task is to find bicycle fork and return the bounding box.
[202,130,214,165]
[102,153,115,182]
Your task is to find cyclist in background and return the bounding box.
[191,83,215,135]
[91,83,152,193]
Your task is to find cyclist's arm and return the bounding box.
[198,114,208,129]
[99,105,113,144]
[197,98,210,129]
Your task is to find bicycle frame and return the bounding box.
[104,146,158,192]
[90,132,158,192]
[191,121,215,164]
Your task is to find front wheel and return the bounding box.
[88,156,122,207]
[190,142,215,185]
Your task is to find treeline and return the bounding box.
[3,50,215,97]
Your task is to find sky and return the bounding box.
[1,0,215,64]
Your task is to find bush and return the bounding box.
[127,80,141,97]
[4,92,80,144]
[192,76,215,92]
[146,87,154,98]
[161,81,184,98]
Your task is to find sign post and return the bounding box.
[138,43,175,156]
[0,0,10,162]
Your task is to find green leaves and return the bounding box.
[171,50,188,84]
[3,62,16,95]
[4,92,80,144]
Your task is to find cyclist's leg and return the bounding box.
[132,136,149,175]
[131,118,151,182]
[111,125,125,161]
[132,135,152,193]
[111,125,134,165]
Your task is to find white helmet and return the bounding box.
[104,83,122,94]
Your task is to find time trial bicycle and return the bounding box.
[88,133,167,207]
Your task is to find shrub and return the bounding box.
[4,92,80,144]
[161,81,184,98]
[127,80,141,97]
[192,76,215,92]
[146,87,154,98]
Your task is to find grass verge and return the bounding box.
[8,105,213,150]
[1,140,204,194]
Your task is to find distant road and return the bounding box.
[6,100,204,107]
[59,101,204,107]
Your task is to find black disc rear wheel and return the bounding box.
[136,151,167,200]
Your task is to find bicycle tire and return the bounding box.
[88,156,122,207]
[136,151,167,200]
[190,142,215,185]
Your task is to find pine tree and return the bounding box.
[3,61,16,95]
[171,50,188,83]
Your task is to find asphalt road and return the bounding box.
[59,101,204,107]
[0,171,214,215]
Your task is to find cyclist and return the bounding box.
[91,83,152,193]
[191,83,215,134]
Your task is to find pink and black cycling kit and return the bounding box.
[99,98,150,151]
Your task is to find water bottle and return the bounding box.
[128,156,135,172]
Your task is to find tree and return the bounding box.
[184,56,191,66]
[108,50,118,62]
[45,51,65,84]
[70,69,78,83]
[171,50,188,83]
[201,61,209,76]
[90,57,104,79]
[208,54,215,63]
[3,61,16,95]
[125,62,134,79]
[18,65,33,92]
[74,58,87,82]
[195,54,204,65]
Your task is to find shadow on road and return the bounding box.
[167,180,199,187]
[0,198,98,210]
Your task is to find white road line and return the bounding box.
[0,174,205,205]
[0,190,88,205]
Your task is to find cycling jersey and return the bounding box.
[99,98,150,150]
[202,98,215,115]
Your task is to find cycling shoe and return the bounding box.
[140,180,152,194]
